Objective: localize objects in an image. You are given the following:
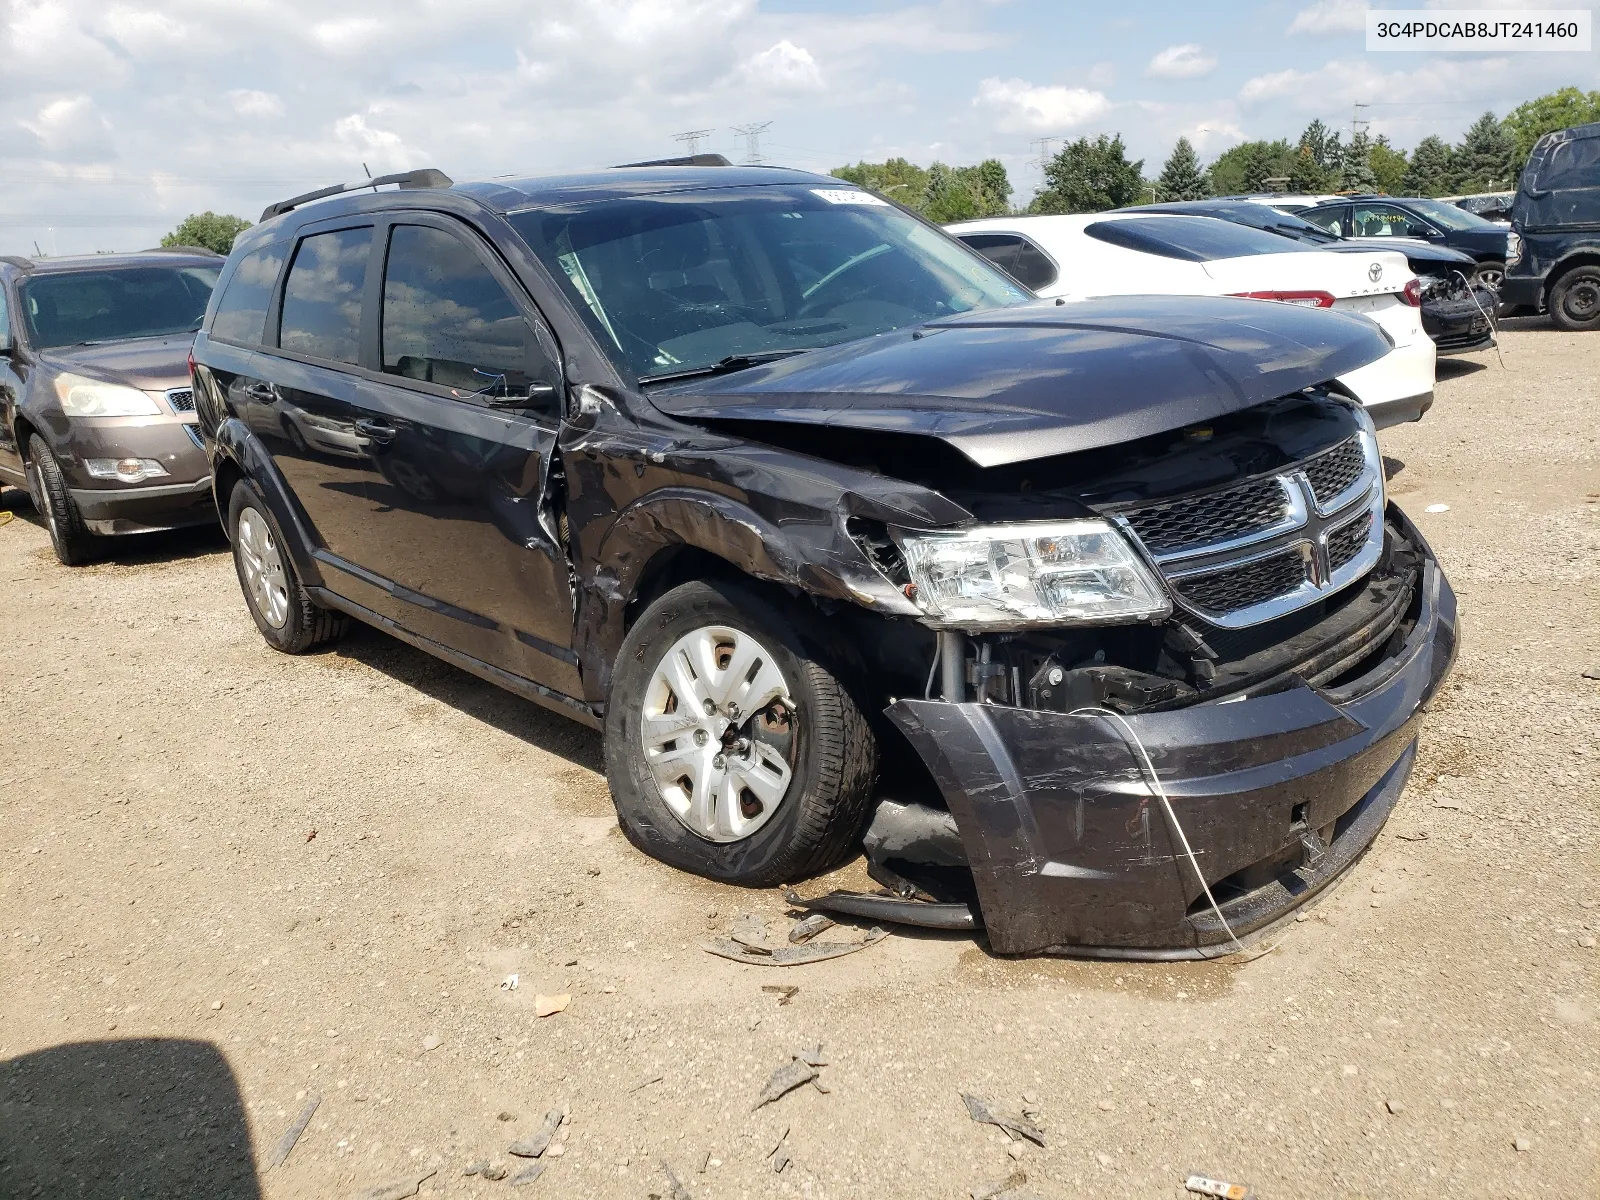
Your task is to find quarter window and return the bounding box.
[211,245,285,346]
[279,228,372,364]
[380,224,553,410]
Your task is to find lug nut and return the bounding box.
[694,729,709,746]
[712,754,726,770]
[726,702,741,718]
[703,698,715,715]
[1047,667,1064,686]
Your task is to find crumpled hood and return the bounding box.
[38,332,194,392]
[648,295,1392,467]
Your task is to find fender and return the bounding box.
[211,415,326,589]
[574,486,919,703]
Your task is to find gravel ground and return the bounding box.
[1,324,1596,1200]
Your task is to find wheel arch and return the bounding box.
[1544,250,1600,302]
[211,415,325,588]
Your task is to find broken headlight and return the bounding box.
[896,520,1170,629]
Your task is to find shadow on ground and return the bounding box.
[332,622,604,774]
[1436,357,1490,380]
[0,1037,260,1199]
[0,485,227,567]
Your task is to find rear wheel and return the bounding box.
[1548,265,1600,332]
[604,579,877,887]
[25,435,95,565]
[228,480,347,653]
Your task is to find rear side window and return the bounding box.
[279,228,371,364]
[958,234,1058,291]
[1303,208,1346,238]
[380,224,554,411]
[1011,239,1058,290]
[1085,216,1313,262]
[211,245,285,345]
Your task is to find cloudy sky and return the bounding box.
[2,0,1595,254]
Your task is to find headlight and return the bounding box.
[1506,230,1522,266]
[897,519,1170,629]
[53,372,161,417]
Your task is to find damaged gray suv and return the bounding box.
[191,164,1457,958]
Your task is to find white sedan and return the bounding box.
[949,212,1438,430]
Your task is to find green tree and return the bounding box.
[1287,120,1340,192]
[1338,131,1378,191]
[1298,119,1341,173]
[161,212,252,254]
[1030,134,1145,213]
[1206,139,1296,195]
[830,158,930,208]
[1503,86,1600,170]
[1369,135,1409,194]
[1155,137,1209,201]
[1401,135,1454,196]
[1451,111,1517,192]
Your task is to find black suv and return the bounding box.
[191,165,1457,956]
[0,249,222,562]
[1300,195,1510,289]
[1502,120,1600,330]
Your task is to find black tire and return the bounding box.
[25,434,95,565]
[1473,259,1505,292]
[227,480,347,653]
[604,579,878,887]
[1548,265,1600,332]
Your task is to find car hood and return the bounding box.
[648,296,1392,467]
[36,332,195,392]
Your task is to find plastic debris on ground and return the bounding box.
[500,973,519,991]
[1184,1174,1256,1199]
[704,922,888,966]
[972,1170,1044,1200]
[755,1048,828,1109]
[788,913,836,943]
[534,993,570,1017]
[354,1169,436,1200]
[509,1160,547,1187]
[660,1159,694,1199]
[264,1093,320,1170]
[767,1126,791,1173]
[762,984,800,1005]
[1424,503,1451,513]
[961,1092,1045,1146]
[508,1106,567,1158]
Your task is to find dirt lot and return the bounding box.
[1,323,1597,1200]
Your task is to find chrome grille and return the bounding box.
[1301,437,1365,507]
[1326,510,1373,573]
[1173,549,1308,615]
[1115,425,1386,629]
[166,387,196,413]
[1123,478,1290,554]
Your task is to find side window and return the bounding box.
[1353,204,1427,238]
[0,286,9,346]
[1011,238,1058,290]
[380,224,556,413]
[1306,208,1345,237]
[1538,136,1600,191]
[210,244,286,345]
[279,228,372,364]
[958,234,1023,277]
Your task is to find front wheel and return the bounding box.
[604,579,877,887]
[1473,260,1505,291]
[1548,265,1600,332]
[25,435,95,565]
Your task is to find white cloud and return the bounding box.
[332,113,420,172]
[103,7,188,55]
[310,16,383,54]
[228,89,284,119]
[1145,44,1216,80]
[739,40,822,92]
[972,78,1112,134]
[1287,0,1368,36]
[23,95,114,160]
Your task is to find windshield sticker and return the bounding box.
[811,189,889,207]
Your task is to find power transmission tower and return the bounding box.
[1351,102,1370,139]
[1029,137,1063,171]
[731,121,772,165]
[672,129,714,157]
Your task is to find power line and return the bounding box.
[672,129,714,157]
[1029,137,1063,171]
[730,121,772,166]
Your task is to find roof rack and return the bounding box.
[612,153,733,169]
[0,254,34,270]
[140,244,223,256]
[261,168,454,223]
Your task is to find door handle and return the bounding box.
[354,417,396,444]
[243,382,277,401]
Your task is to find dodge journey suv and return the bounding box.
[191,164,1457,957]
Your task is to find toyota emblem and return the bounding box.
[1368,262,1383,282]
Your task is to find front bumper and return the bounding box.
[1423,292,1497,355]
[1498,273,1543,310]
[883,504,1458,957]
[61,418,215,534]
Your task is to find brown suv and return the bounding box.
[0,248,222,563]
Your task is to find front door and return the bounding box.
[0,285,24,483]
[347,216,579,696]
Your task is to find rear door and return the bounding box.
[245,219,381,567]
[345,214,579,694]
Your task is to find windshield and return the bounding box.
[19,265,220,349]
[508,186,1028,382]
[1405,199,1499,231]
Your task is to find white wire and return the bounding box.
[1453,269,1506,370]
[1070,706,1253,959]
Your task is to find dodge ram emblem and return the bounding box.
[1368,262,1383,282]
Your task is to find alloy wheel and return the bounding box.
[639,624,799,843]
[1476,266,1504,291]
[236,506,290,629]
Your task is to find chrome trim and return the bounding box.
[1122,479,1305,569]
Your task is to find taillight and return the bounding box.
[1401,278,1422,307]
[1226,290,1336,308]
[187,348,197,379]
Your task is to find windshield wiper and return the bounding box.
[639,349,812,385]
[58,325,203,349]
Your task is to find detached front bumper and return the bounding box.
[883,505,1458,957]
